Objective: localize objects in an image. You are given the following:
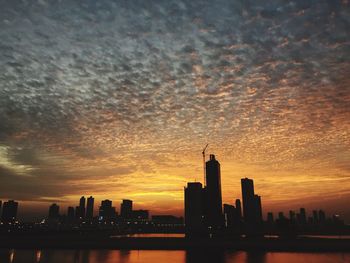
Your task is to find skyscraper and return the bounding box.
[313,210,319,224]
[254,194,263,222]
[223,204,235,228]
[120,199,133,219]
[241,178,255,224]
[67,206,75,221]
[99,200,117,221]
[205,154,223,228]
[278,212,285,220]
[289,210,296,222]
[131,210,149,221]
[299,208,307,224]
[86,196,94,219]
[235,199,242,220]
[48,203,60,219]
[241,178,262,227]
[75,206,80,219]
[1,200,18,222]
[185,182,205,235]
[78,196,86,219]
[267,212,274,224]
[319,210,326,224]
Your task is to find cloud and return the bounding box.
[0,0,349,219]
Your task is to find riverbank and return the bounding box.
[0,235,349,252]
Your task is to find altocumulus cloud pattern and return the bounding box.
[0,0,349,218]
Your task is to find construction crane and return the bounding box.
[202,144,208,186]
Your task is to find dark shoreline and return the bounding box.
[1,236,349,252]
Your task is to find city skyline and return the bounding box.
[1,151,350,223]
[0,0,349,223]
[0,184,343,230]
[0,153,347,226]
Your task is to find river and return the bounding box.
[1,249,349,263]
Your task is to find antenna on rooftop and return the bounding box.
[202,144,208,186]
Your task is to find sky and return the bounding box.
[0,0,349,222]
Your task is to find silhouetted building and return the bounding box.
[332,214,344,225]
[308,216,314,224]
[299,208,307,224]
[152,215,183,225]
[0,201,2,216]
[99,200,116,221]
[289,210,296,222]
[86,196,94,219]
[48,203,60,219]
[267,212,274,224]
[319,210,326,224]
[1,200,18,222]
[254,194,263,222]
[241,178,255,224]
[235,199,242,220]
[77,196,86,219]
[223,204,235,228]
[241,178,263,234]
[205,154,223,228]
[131,210,149,221]
[241,178,262,225]
[120,199,133,219]
[313,210,319,224]
[67,206,75,220]
[278,212,285,220]
[75,206,80,219]
[185,182,205,235]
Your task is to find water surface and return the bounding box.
[1,249,349,263]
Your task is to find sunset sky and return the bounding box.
[0,0,349,222]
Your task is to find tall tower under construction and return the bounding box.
[205,154,223,228]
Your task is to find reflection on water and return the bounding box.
[111,233,185,238]
[36,250,41,262]
[111,234,350,240]
[299,235,350,240]
[186,249,225,263]
[0,249,349,263]
[9,250,14,263]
